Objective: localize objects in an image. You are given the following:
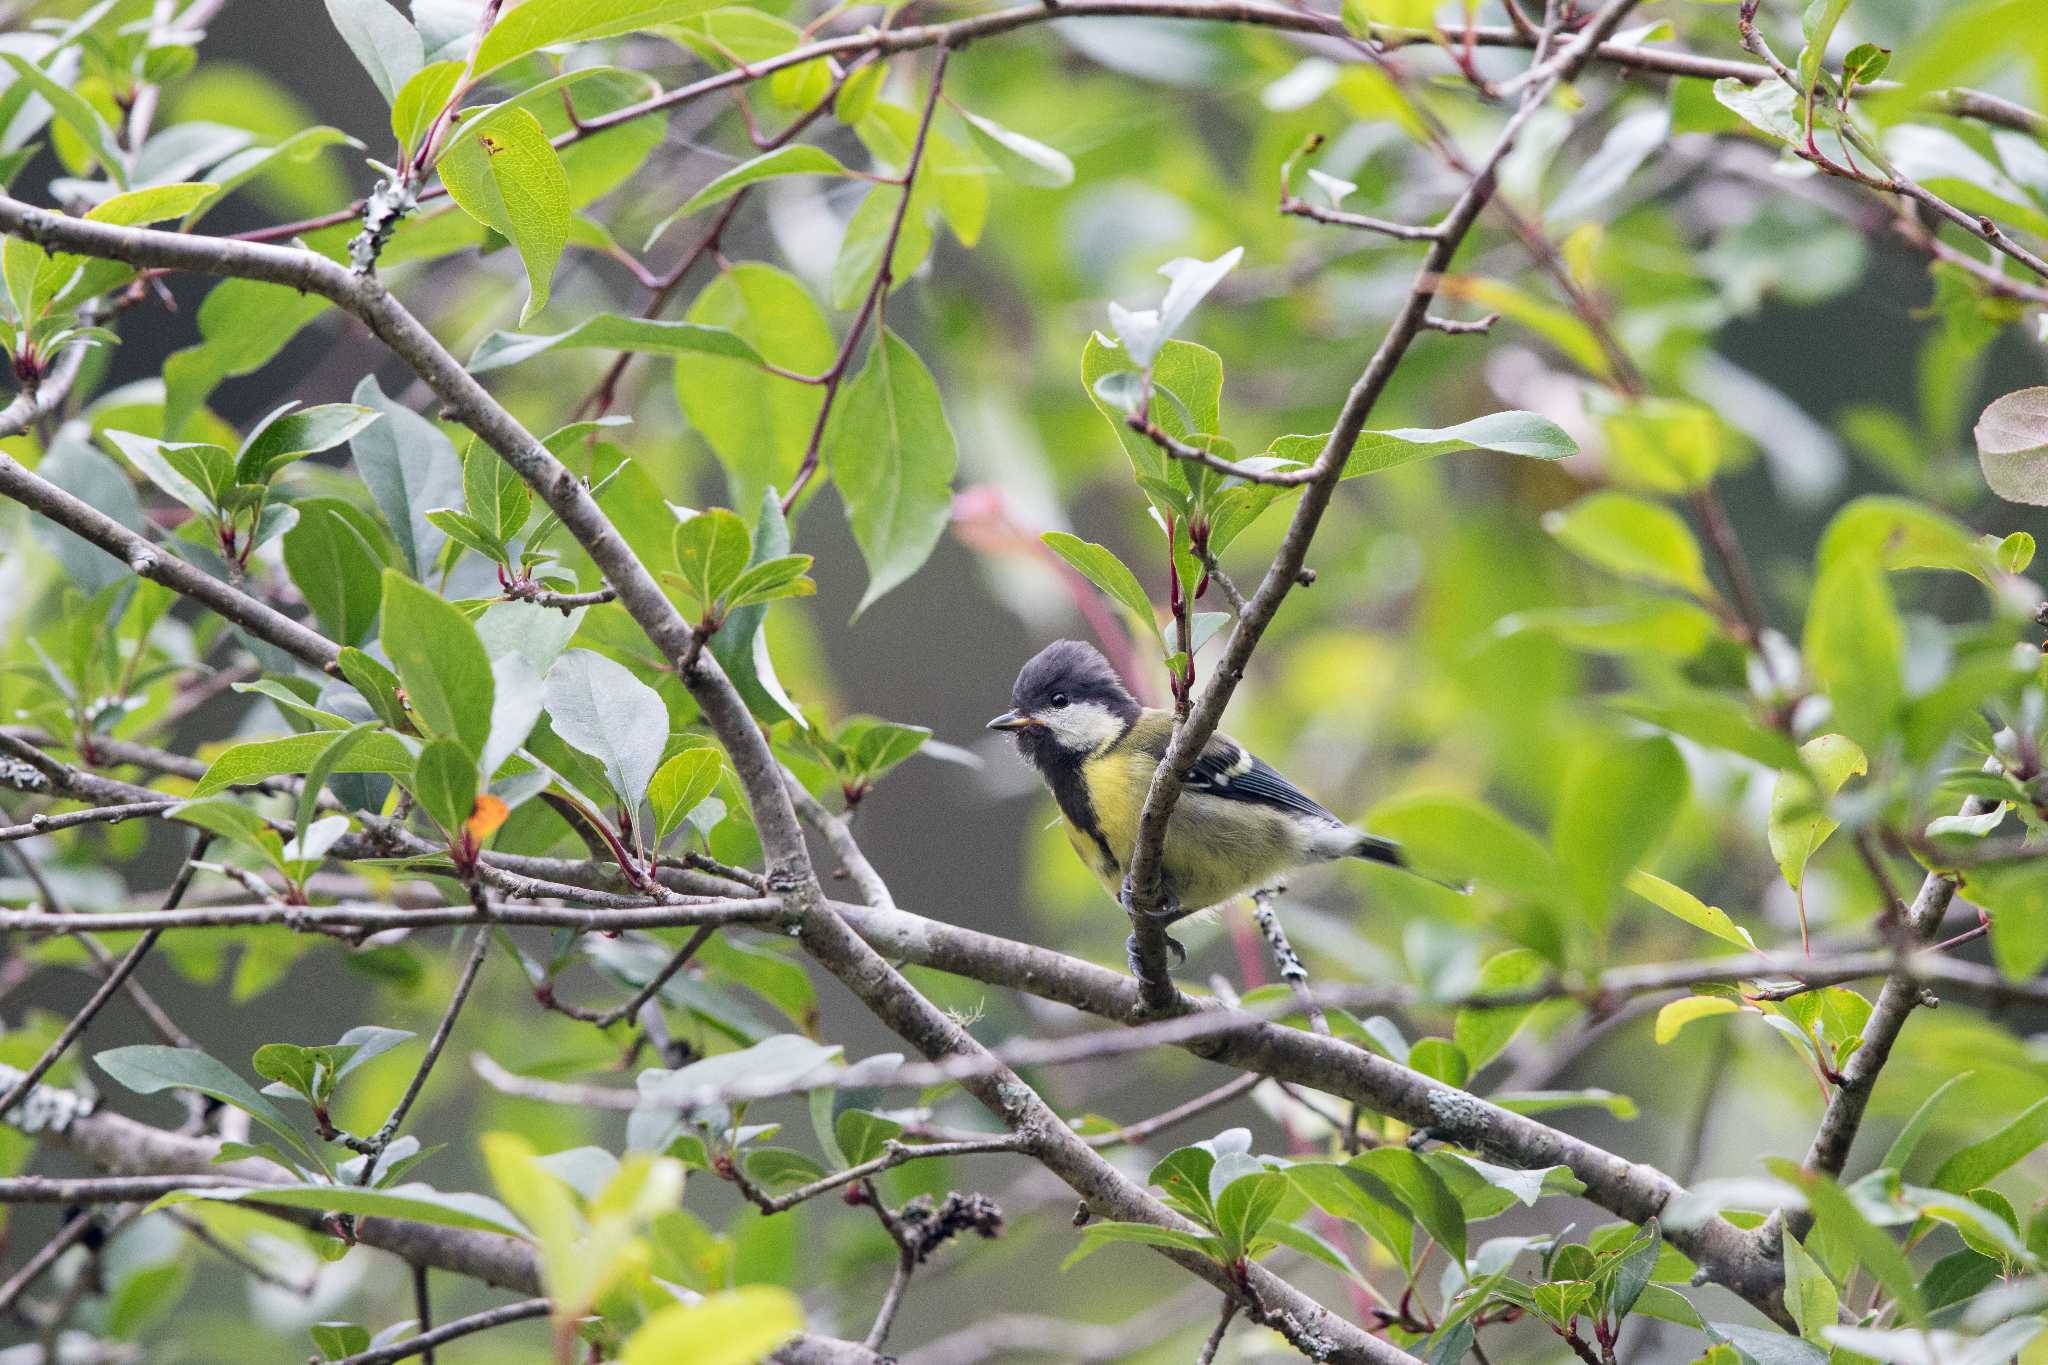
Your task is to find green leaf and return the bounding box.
[1931,1097,2048,1194]
[338,649,409,731]
[959,109,1074,187]
[724,555,815,609]
[825,329,959,614]
[649,747,721,843]
[474,0,726,78]
[294,723,380,843]
[324,0,424,103]
[1285,1161,1413,1269]
[1973,860,2048,981]
[1041,532,1160,647]
[1543,491,1711,597]
[1841,42,1890,86]
[543,650,670,841]
[647,145,851,243]
[1061,1221,1223,1270]
[440,107,569,324]
[468,315,764,373]
[710,487,805,728]
[1804,551,1902,755]
[1495,601,1717,659]
[1768,734,1868,893]
[282,500,388,647]
[0,54,125,188]
[462,441,531,544]
[191,731,415,797]
[1554,733,1687,927]
[1770,1161,1922,1326]
[1625,871,1757,951]
[351,375,464,580]
[1355,1147,1466,1265]
[1975,387,2048,506]
[253,1042,349,1105]
[676,265,834,512]
[1407,1038,1468,1087]
[424,508,506,564]
[1365,792,1561,901]
[744,1147,827,1190]
[1214,1169,1286,1258]
[829,182,935,312]
[1881,1072,1976,1174]
[834,1109,903,1167]
[390,59,462,153]
[1816,496,1993,582]
[1080,334,1225,503]
[85,182,219,228]
[1610,1219,1661,1321]
[409,738,480,838]
[155,1181,525,1239]
[1343,410,1577,478]
[1798,0,1852,94]
[309,1323,370,1361]
[670,507,752,613]
[1782,1233,1837,1341]
[1452,948,1550,1069]
[236,404,381,485]
[96,1045,317,1166]
[380,569,495,759]
[1713,76,1807,146]
[100,430,219,517]
[1610,690,1803,771]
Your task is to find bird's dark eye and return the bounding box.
[1050,692,1069,708]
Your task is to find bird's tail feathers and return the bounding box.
[1347,831,1472,895]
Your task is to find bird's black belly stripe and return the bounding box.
[1046,761,1120,874]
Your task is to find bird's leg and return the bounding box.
[1125,931,1187,976]
[1120,876,1187,977]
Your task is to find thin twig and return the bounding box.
[348,924,493,1176]
[0,832,210,1121]
[735,1136,1026,1215]
[865,1183,918,1351]
[781,48,952,513]
[1195,1299,1239,1365]
[1280,196,1441,241]
[1251,889,1328,1036]
[0,1173,256,1202]
[331,1298,552,1365]
[1089,1072,1265,1148]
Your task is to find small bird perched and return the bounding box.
[990,640,1420,964]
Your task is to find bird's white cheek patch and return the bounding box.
[1044,702,1125,753]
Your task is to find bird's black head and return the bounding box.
[988,640,1140,768]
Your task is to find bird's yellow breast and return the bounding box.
[1069,745,1309,911]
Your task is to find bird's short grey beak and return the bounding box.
[987,710,1038,732]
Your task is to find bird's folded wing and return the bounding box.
[1185,733,1341,823]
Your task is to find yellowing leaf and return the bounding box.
[1768,734,1869,892]
[465,794,509,842]
[1655,996,1739,1045]
[1626,870,1757,951]
[621,1286,804,1365]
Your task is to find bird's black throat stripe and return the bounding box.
[1045,756,1120,875]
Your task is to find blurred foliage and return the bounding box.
[1,0,2048,1361]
